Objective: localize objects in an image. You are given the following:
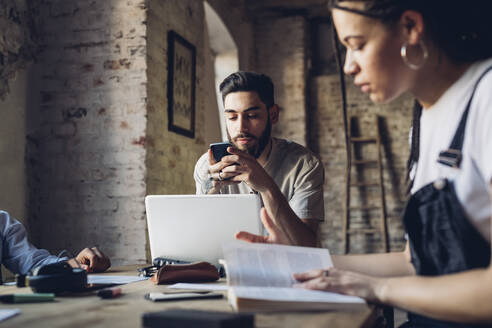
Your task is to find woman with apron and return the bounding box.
[236,0,492,326]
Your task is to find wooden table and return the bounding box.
[0,266,377,328]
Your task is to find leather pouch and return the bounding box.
[150,262,220,285]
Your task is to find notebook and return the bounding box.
[145,194,262,265]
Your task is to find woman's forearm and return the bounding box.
[381,267,492,324]
[332,249,415,277]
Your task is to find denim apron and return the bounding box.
[400,67,492,328]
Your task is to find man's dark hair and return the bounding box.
[219,71,275,108]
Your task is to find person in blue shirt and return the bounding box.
[1,210,110,276]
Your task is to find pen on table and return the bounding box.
[97,287,122,299]
[0,293,55,304]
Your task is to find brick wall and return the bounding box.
[0,0,35,227]
[146,0,219,197]
[0,68,29,226]
[311,75,413,254]
[0,0,36,100]
[254,16,308,146]
[26,0,148,265]
[0,0,230,267]
[22,0,222,265]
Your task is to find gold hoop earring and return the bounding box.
[401,40,429,70]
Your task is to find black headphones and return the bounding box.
[16,261,87,294]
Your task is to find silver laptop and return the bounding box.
[145,194,262,265]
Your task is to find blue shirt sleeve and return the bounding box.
[1,210,64,275]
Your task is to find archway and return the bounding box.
[204,1,239,141]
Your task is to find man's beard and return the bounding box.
[227,119,271,159]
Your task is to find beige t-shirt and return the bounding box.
[194,138,325,221]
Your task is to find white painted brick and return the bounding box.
[28,0,148,265]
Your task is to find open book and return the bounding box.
[221,241,366,312]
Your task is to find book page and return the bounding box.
[222,241,333,287]
[231,286,365,304]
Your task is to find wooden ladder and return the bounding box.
[343,116,389,254]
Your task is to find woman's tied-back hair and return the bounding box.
[219,71,275,109]
[330,0,492,62]
[329,0,492,191]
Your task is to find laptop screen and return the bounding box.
[145,194,262,265]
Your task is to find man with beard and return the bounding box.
[193,71,324,246]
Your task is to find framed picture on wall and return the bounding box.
[167,30,196,138]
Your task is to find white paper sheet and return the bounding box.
[87,275,148,285]
[167,282,228,291]
[0,309,20,322]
